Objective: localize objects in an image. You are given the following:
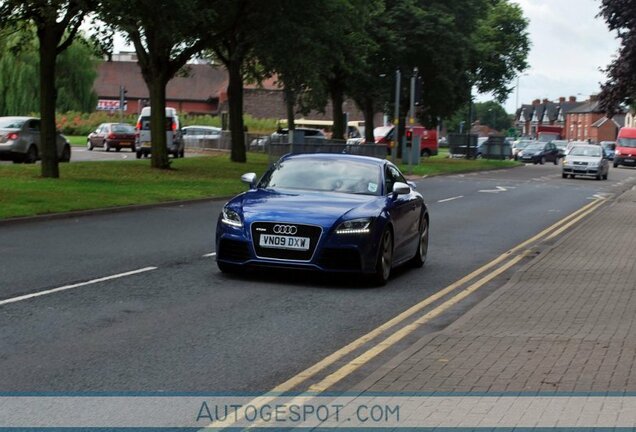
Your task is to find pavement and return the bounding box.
[353,184,636,394]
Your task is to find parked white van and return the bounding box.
[135,107,185,158]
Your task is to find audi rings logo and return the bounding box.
[273,225,298,235]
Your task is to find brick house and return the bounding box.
[93,59,370,122]
[564,95,625,142]
[515,97,583,138]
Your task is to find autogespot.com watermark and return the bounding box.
[2,393,636,429]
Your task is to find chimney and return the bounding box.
[589,94,599,102]
[532,99,541,106]
[559,97,566,104]
[569,96,577,102]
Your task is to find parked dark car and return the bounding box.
[87,123,136,152]
[0,116,71,163]
[518,142,560,165]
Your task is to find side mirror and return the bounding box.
[392,182,411,197]
[241,172,257,189]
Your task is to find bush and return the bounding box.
[56,111,279,136]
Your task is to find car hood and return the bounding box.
[231,188,383,228]
[567,156,601,163]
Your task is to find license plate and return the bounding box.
[141,143,151,148]
[259,235,310,251]
[625,159,634,163]
[120,142,130,146]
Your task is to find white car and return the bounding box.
[562,144,609,180]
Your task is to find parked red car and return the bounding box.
[87,123,136,152]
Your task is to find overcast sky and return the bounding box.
[476,0,621,113]
[111,0,620,115]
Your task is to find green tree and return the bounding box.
[97,0,216,169]
[598,0,636,113]
[446,101,511,133]
[0,0,96,178]
[0,28,98,116]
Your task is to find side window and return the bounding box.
[29,120,40,131]
[385,165,406,194]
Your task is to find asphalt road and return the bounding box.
[1,164,635,392]
[0,147,202,164]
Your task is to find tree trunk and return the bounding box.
[330,83,345,140]
[362,98,375,143]
[38,32,59,179]
[148,76,170,169]
[227,61,246,162]
[284,86,296,130]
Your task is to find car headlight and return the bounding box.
[588,161,599,167]
[562,159,571,166]
[336,218,372,235]
[221,207,243,228]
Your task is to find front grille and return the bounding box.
[319,248,362,271]
[251,222,322,261]
[574,161,588,166]
[218,239,251,262]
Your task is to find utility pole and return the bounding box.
[392,69,401,163]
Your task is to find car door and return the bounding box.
[27,119,41,153]
[385,165,419,262]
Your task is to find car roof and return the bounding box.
[0,116,36,121]
[281,153,387,166]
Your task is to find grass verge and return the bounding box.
[67,136,87,147]
[0,153,270,219]
[0,151,520,220]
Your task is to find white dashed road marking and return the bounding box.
[0,267,158,307]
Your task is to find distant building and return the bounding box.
[92,58,371,123]
[515,96,583,138]
[564,95,625,143]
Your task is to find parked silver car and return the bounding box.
[562,144,609,180]
[0,116,71,163]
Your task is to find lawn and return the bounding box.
[66,135,87,147]
[0,151,520,220]
[0,153,271,219]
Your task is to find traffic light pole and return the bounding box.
[392,69,401,164]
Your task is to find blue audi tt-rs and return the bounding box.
[215,153,429,285]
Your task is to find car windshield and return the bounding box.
[569,147,601,157]
[618,137,636,148]
[517,141,532,148]
[0,118,26,129]
[112,124,135,133]
[259,158,382,196]
[525,145,543,152]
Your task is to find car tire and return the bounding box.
[410,216,429,268]
[596,173,602,181]
[103,141,110,152]
[603,173,608,180]
[570,175,575,179]
[131,147,136,153]
[217,261,239,274]
[115,146,121,152]
[179,149,185,158]
[371,227,393,286]
[60,145,71,163]
[87,140,93,151]
[136,151,142,159]
[553,157,559,165]
[562,173,567,179]
[613,163,619,168]
[420,149,431,158]
[25,145,38,164]
[540,156,545,165]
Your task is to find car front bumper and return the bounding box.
[615,156,636,166]
[562,166,601,176]
[215,219,382,274]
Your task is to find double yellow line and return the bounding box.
[208,197,605,429]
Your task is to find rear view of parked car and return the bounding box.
[0,116,71,164]
[135,107,185,159]
[87,123,136,152]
